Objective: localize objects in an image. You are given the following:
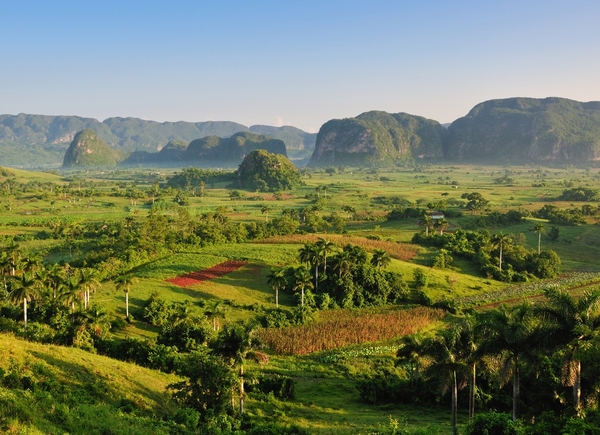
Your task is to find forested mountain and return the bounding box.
[444,97,600,163]
[121,132,287,167]
[308,111,446,167]
[0,114,314,167]
[308,98,600,167]
[5,97,600,168]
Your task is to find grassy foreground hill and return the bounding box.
[0,333,180,434]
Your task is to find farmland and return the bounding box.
[1,163,600,434]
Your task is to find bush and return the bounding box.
[464,412,523,435]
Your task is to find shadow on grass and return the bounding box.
[28,349,170,412]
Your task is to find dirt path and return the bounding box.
[166,260,247,287]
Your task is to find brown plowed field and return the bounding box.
[166,260,247,287]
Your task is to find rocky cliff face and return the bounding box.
[62,130,122,168]
[308,111,446,167]
[444,97,600,163]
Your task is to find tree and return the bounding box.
[115,275,138,319]
[260,204,273,223]
[461,192,489,213]
[237,150,301,192]
[419,214,434,237]
[315,238,336,275]
[535,288,600,411]
[492,232,512,271]
[299,244,322,291]
[9,272,39,329]
[78,268,100,310]
[292,266,313,307]
[205,299,228,331]
[424,327,469,435]
[533,223,545,255]
[370,249,391,270]
[548,225,560,242]
[212,323,264,414]
[435,218,449,235]
[395,333,427,388]
[332,251,352,279]
[266,267,286,307]
[341,205,356,219]
[456,316,479,422]
[477,303,538,420]
[169,351,237,420]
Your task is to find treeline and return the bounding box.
[412,228,561,282]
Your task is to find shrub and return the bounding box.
[464,412,523,435]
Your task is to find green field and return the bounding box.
[1,163,600,434]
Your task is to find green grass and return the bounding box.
[2,164,600,433]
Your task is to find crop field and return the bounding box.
[1,163,600,433]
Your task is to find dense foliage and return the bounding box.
[237,150,301,192]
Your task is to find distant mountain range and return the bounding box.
[121,132,287,168]
[0,114,315,167]
[4,97,600,168]
[309,97,600,167]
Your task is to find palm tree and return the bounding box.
[78,268,100,310]
[0,253,12,298]
[419,214,434,237]
[260,204,273,223]
[533,223,545,255]
[395,333,427,388]
[456,315,479,421]
[423,327,469,435]
[266,267,286,307]
[435,218,449,235]
[292,266,313,307]
[370,249,391,270]
[492,232,512,271]
[213,322,264,414]
[535,288,600,411]
[115,275,137,319]
[341,205,356,220]
[205,299,228,331]
[332,251,353,279]
[299,243,322,291]
[476,303,537,420]
[315,238,336,275]
[9,272,39,329]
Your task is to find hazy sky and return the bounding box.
[2,0,599,132]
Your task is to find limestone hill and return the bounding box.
[308,111,446,167]
[62,129,123,168]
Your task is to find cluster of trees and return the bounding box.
[236,150,302,192]
[533,204,599,226]
[266,239,411,314]
[360,289,600,434]
[413,226,561,282]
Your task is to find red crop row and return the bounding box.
[166,260,247,287]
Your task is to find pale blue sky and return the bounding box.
[2,0,599,132]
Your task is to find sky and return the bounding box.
[2,0,600,132]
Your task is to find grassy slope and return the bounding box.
[0,333,180,434]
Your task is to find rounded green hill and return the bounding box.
[62,129,121,168]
